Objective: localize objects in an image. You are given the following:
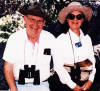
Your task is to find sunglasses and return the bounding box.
[67,14,84,20]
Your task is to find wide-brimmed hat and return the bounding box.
[18,3,48,20]
[58,2,93,24]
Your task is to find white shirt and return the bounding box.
[3,29,55,82]
[52,29,96,89]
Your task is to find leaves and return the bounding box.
[0,0,33,18]
[0,0,99,42]
[0,33,9,39]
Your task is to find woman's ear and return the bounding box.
[43,20,46,24]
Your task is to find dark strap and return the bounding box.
[50,56,53,70]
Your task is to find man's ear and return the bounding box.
[24,16,27,23]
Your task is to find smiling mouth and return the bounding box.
[30,28,38,32]
[29,25,38,30]
[72,22,78,24]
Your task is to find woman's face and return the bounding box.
[67,11,84,31]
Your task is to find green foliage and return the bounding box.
[0,20,18,33]
[39,0,97,26]
[0,33,9,39]
[40,0,70,26]
[0,14,22,42]
[0,0,34,18]
[0,0,98,42]
[0,0,33,42]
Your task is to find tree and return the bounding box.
[0,0,99,43]
[0,0,34,42]
[40,0,70,25]
[39,0,98,25]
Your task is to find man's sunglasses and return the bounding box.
[67,14,84,20]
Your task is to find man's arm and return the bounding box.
[4,61,18,91]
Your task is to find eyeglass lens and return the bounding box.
[67,14,84,20]
[27,17,44,24]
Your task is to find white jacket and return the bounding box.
[52,29,96,89]
[3,29,55,82]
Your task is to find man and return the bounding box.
[3,3,55,91]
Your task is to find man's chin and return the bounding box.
[32,37,39,42]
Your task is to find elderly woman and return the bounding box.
[49,1,96,91]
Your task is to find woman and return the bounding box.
[49,1,96,91]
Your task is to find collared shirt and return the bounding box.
[3,28,55,82]
[52,29,96,89]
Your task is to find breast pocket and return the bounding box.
[43,48,51,67]
[44,48,51,55]
[42,55,51,66]
[39,55,51,81]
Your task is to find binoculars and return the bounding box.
[70,64,81,83]
[18,65,40,85]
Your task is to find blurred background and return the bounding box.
[0,0,100,44]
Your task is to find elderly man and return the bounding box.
[3,3,55,91]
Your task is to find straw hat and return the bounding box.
[58,2,93,24]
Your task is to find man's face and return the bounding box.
[24,14,45,43]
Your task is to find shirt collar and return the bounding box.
[24,28,40,47]
[69,28,84,43]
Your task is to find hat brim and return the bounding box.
[58,4,93,24]
[19,6,49,21]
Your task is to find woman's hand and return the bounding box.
[82,80,92,91]
[73,84,82,91]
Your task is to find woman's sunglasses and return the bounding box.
[67,14,84,20]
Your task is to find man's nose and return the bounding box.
[33,21,38,29]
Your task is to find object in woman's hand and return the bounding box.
[77,59,93,81]
[77,59,92,67]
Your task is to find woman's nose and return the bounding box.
[74,17,77,20]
